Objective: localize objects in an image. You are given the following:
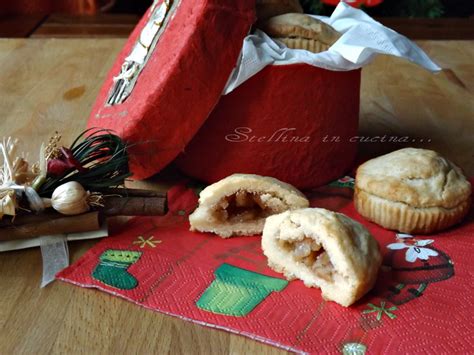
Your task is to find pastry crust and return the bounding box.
[256,0,303,23]
[355,148,472,234]
[189,174,309,238]
[355,188,471,234]
[262,208,382,307]
[260,13,341,53]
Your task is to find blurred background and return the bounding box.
[303,0,474,18]
[0,0,473,38]
[1,0,473,17]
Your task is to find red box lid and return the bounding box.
[87,0,256,179]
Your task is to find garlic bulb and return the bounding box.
[51,181,90,215]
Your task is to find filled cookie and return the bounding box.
[355,148,472,234]
[260,13,341,53]
[189,173,309,238]
[262,208,381,307]
[256,0,303,23]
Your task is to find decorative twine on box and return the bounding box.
[107,0,175,105]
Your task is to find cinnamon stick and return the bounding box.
[0,212,101,241]
[0,210,65,227]
[0,195,167,229]
[102,196,167,216]
[99,188,167,198]
[0,193,167,241]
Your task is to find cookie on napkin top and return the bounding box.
[261,13,341,53]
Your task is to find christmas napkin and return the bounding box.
[58,178,474,354]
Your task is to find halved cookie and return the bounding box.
[355,148,472,234]
[189,174,309,238]
[256,0,304,23]
[260,13,341,53]
[262,208,381,307]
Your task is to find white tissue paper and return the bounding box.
[224,2,441,94]
[0,225,108,252]
[0,226,108,287]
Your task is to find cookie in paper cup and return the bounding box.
[354,148,472,234]
[260,13,341,53]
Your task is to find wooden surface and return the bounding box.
[359,41,474,172]
[378,18,474,40]
[31,14,140,38]
[0,38,473,354]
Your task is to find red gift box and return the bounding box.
[176,64,361,189]
[87,0,256,179]
[87,0,361,188]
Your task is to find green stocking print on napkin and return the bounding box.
[197,263,288,316]
[92,249,142,290]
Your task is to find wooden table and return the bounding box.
[0,38,473,354]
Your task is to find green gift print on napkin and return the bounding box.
[196,263,288,317]
[92,249,142,290]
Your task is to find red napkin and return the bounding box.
[57,178,474,354]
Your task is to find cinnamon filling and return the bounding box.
[213,191,281,223]
[281,238,335,282]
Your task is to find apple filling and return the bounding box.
[281,238,335,282]
[213,190,285,223]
